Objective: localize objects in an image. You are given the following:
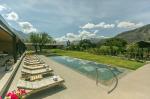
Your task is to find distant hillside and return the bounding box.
[12,28,29,41]
[115,24,150,43]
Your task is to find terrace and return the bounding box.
[0,15,25,97]
[0,11,150,99]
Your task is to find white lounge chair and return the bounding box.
[17,76,64,90]
[23,64,49,70]
[24,61,44,65]
[21,68,53,75]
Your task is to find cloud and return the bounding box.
[117,21,144,29]
[55,30,107,42]
[0,4,37,34]
[55,36,67,42]
[81,23,95,29]
[6,11,19,21]
[0,5,7,11]
[18,21,37,33]
[79,30,96,39]
[81,22,115,29]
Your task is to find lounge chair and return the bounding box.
[24,58,39,60]
[24,61,44,65]
[24,56,39,60]
[24,63,46,67]
[23,64,49,70]
[21,68,53,75]
[24,59,40,62]
[17,76,64,96]
[17,76,64,90]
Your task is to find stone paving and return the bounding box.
[7,55,150,99]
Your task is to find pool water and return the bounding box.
[50,56,126,85]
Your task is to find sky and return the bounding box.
[0,0,150,41]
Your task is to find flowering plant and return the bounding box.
[5,88,27,99]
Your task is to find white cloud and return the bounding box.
[6,11,19,21]
[0,5,7,11]
[55,30,107,42]
[81,23,95,29]
[0,4,37,34]
[81,22,115,29]
[66,33,77,40]
[79,30,96,39]
[18,22,37,33]
[117,21,144,29]
[55,36,67,42]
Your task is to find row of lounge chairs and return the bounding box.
[17,54,65,97]
[17,76,64,90]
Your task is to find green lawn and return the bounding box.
[48,49,145,70]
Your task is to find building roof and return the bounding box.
[0,15,24,43]
[25,43,64,46]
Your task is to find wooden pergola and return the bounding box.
[0,15,26,63]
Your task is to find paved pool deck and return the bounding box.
[0,54,25,96]
[109,63,150,99]
[28,55,150,99]
[7,55,150,99]
[27,55,108,99]
[7,59,23,92]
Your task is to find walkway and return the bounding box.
[27,55,108,99]
[109,63,150,99]
[7,55,150,99]
[7,59,23,91]
[0,66,7,80]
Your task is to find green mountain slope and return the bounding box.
[116,24,150,43]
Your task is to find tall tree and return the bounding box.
[104,38,127,55]
[79,39,95,51]
[126,43,139,59]
[30,33,40,53]
[39,32,53,52]
[30,32,53,52]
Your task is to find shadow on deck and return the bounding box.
[27,85,66,99]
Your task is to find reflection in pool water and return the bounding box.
[50,56,126,85]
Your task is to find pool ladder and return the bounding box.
[95,67,118,94]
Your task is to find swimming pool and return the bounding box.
[50,56,127,85]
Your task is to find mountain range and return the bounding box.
[115,24,150,43]
[12,28,28,41]
[16,24,150,43]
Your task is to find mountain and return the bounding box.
[12,28,29,41]
[115,24,150,43]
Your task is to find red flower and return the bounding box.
[10,93,18,99]
[6,89,27,99]
[6,92,13,97]
[17,88,27,95]
[6,91,18,99]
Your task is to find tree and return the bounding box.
[104,38,127,55]
[66,40,70,46]
[111,46,119,55]
[126,43,139,59]
[39,33,53,52]
[30,33,40,53]
[30,32,53,52]
[79,39,95,51]
[99,46,111,55]
[104,38,127,47]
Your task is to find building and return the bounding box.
[25,43,64,50]
[0,15,26,63]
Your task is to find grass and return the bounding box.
[46,49,145,70]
